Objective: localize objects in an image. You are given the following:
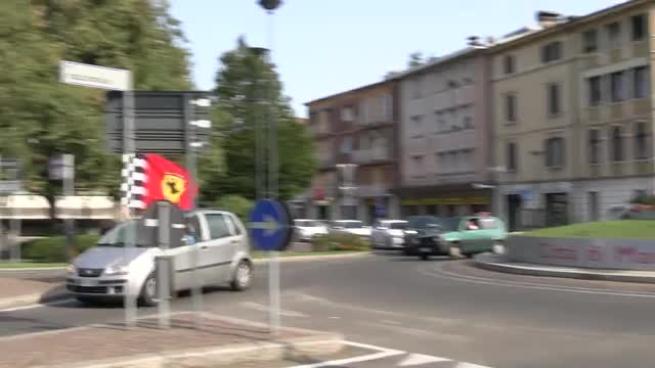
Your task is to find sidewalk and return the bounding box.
[0,312,343,368]
[0,278,67,310]
[474,253,655,284]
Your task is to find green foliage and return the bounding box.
[0,0,191,204]
[22,234,101,263]
[213,195,253,222]
[523,220,655,240]
[630,194,655,205]
[199,38,316,203]
[311,233,370,252]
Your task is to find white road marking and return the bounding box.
[0,298,73,313]
[420,263,655,299]
[398,353,451,366]
[454,362,493,368]
[240,301,307,317]
[288,340,405,368]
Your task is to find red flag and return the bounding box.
[142,154,197,211]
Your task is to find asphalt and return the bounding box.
[3,253,655,367]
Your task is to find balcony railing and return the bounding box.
[351,148,390,164]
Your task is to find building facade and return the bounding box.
[393,47,494,217]
[491,1,655,230]
[301,80,400,223]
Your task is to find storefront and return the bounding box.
[395,185,492,218]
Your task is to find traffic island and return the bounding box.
[0,277,68,310]
[0,312,343,368]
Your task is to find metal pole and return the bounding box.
[185,94,203,325]
[63,154,75,262]
[157,201,171,329]
[123,82,138,328]
[265,9,281,336]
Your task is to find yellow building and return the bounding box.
[491,1,654,230]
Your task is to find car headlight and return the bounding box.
[404,230,418,235]
[66,264,76,274]
[104,265,129,276]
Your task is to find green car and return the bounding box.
[404,215,507,260]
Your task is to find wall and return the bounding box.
[509,235,655,270]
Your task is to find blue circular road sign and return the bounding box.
[249,199,293,251]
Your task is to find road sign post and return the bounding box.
[249,199,293,334]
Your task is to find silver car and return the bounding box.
[66,210,253,306]
[370,220,408,249]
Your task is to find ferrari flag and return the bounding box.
[121,153,197,211]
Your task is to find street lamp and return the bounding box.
[258,0,282,12]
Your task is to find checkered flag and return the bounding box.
[120,153,148,210]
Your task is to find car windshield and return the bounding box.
[97,221,152,247]
[407,216,443,229]
[388,222,408,229]
[339,221,363,228]
[438,217,461,231]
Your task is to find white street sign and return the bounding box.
[59,60,131,91]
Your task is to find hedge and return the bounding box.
[22,234,101,263]
[311,233,370,252]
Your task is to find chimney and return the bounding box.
[536,11,562,28]
[467,36,482,47]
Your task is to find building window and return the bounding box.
[341,107,354,122]
[633,66,649,99]
[634,121,649,160]
[610,126,624,162]
[412,155,424,176]
[547,83,561,117]
[588,76,602,106]
[631,14,646,41]
[582,29,598,53]
[505,93,517,122]
[503,55,515,74]
[588,129,602,164]
[610,71,625,102]
[545,137,565,168]
[506,142,517,172]
[340,136,353,154]
[607,22,621,49]
[541,41,562,63]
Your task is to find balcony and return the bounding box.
[632,99,650,116]
[635,160,654,175]
[351,147,391,164]
[356,184,390,197]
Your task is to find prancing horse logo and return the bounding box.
[161,173,186,204]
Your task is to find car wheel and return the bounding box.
[138,273,158,307]
[231,260,252,291]
[492,241,506,255]
[448,243,464,259]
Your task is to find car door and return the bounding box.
[477,217,501,251]
[170,214,203,291]
[371,221,383,246]
[459,217,486,253]
[201,213,236,285]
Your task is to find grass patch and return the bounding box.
[251,250,365,259]
[522,220,655,240]
[0,262,66,269]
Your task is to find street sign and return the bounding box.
[138,201,187,248]
[59,61,131,91]
[105,91,212,154]
[249,199,293,251]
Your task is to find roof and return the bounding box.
[387,46,483,80]
[488,0,648,52]
[305,79,395,106]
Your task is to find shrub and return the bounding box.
[22,234,101,263]
[213,195,253,222]
[311,233,370,252]
[630,194,655,205]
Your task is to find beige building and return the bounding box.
[491,1,655,230]
[393,45,494,217]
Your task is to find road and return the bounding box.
[3,253,655,367]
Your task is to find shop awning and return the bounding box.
[55,196,117,220]
[0,194,51,219]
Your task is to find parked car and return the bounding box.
[294,219,328,241]
[403,215,507,260]
[370,219,408,249]
[329,220,371,239]
[66,209,253,306]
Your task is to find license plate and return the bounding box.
[79,279,97,287]
[419,247,432,252]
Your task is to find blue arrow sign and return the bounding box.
[249,199,293,251]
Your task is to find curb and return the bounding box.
[473,254,655,284]
[253,251,369,264]
[25,312,344,368]
[0,285,70,310]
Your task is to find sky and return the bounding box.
[169,0,625,117]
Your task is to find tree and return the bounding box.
[202,37,316,202]
[0,0,192,205]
